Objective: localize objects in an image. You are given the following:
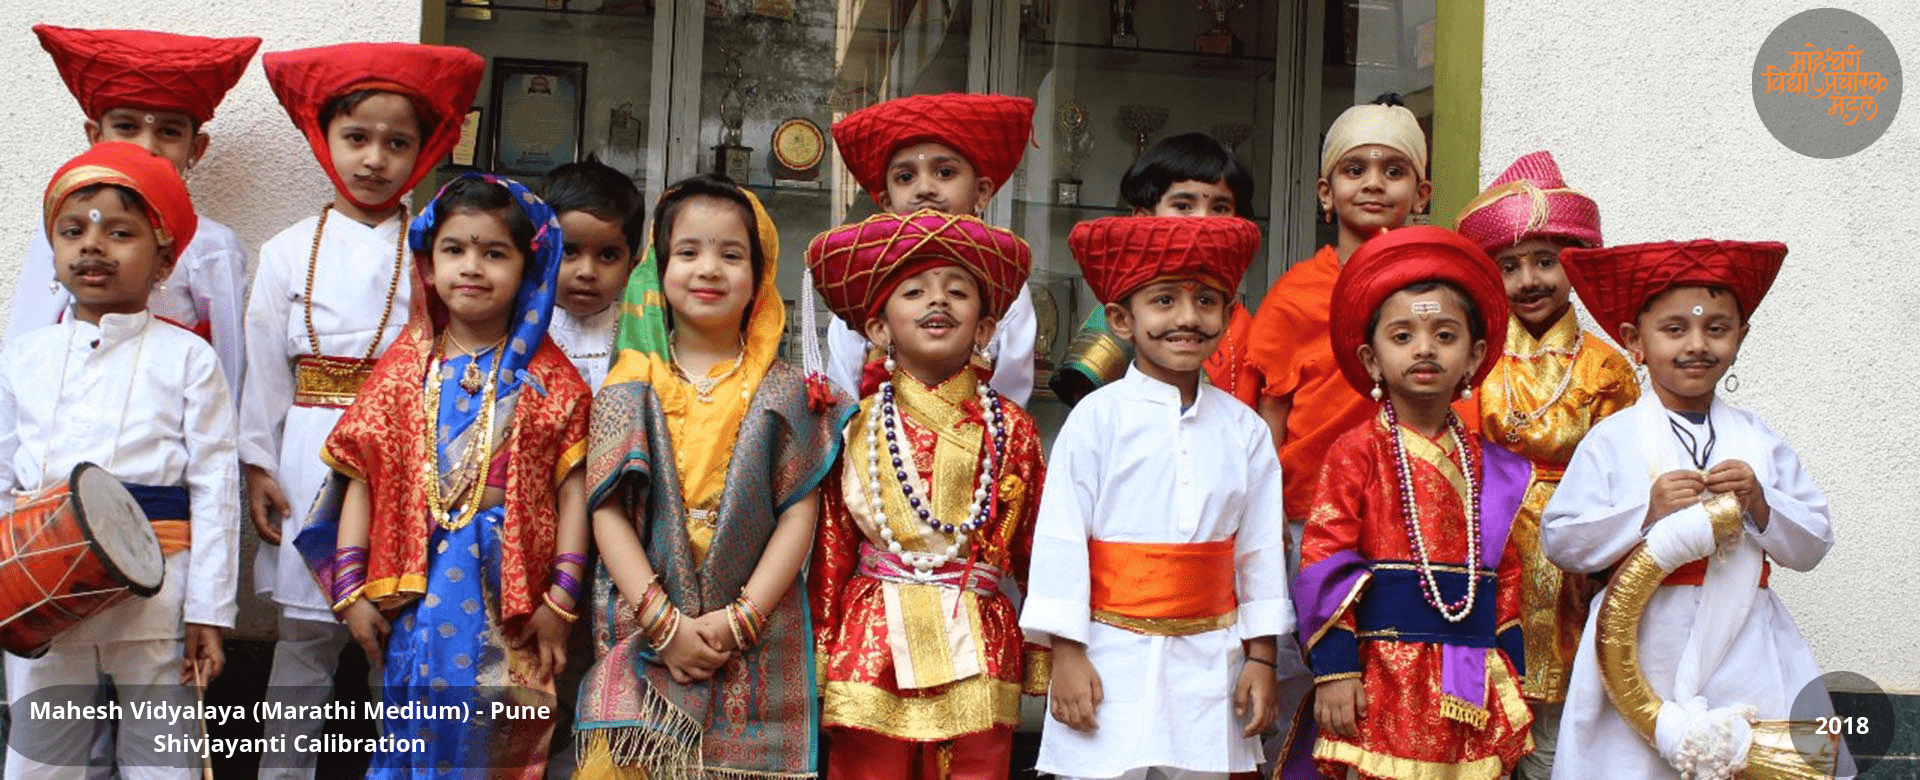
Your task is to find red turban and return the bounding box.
[1455,150,1602,253]
[1068,216,1262,304]
[831,93,1034,206]
[1329,226,1508,394]
[1559,240,1786,347]
[44,142,198,251]
[806,210,1031,329]
[34,25,260,124]
[262,43,485,213]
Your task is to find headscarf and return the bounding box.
[831,93,1035,206]
[1068,215,1262,304]
[1328,226,1509,394]
[44,141,198,251]
[1455,151,1602,252]
[35,24,261,124]
[262,42,485,213]
[1559,240,1787,348]
[1321,102,1428,181]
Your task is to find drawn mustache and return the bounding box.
[1147,326,1220,341]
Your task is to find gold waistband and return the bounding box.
[293,355,379,408]
[1091,608,1237,637]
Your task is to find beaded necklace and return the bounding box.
[863,375,1007,575]
[1383,400,1481,623]
[304,204,406,362]
[422,334,501,532]
[1498,330,1581,443]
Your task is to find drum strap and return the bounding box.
[122,483,190,557]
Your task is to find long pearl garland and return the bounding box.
[1383,400,1481,622]
[865,367,1007,575]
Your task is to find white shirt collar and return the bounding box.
[1121,363,1204,418]
[65,308,153,348]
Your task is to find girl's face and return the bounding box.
[556,210,636,320]
[49,189,176,325]
[879,141,994,216]
[1494,237,1575,333]
[1359,286,1486,404]
[660,196,755,335]
[1621,286,1746,413]
[430,209,525,334]
[325,93,422,217]
[1318,143,1431,239]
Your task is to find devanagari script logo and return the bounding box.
[1762,44,1888,126]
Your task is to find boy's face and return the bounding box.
[1134,178,1238,217]
[879,142,994,216]
[660,196,756,336]
[1107,279,1229,380]
[1317,144,1430,238]
[49,189,176,324]
[86,108,207,176]
[325,93,423,212]
[1620,286,1746,412]
[864,265,996,382]
[1360,286,1486,403]
[556,210,637,320]
[429,209,526,331]
[1494,237,1575,333]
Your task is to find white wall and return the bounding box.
[0,1,425,638]
[1482,2,1919,690]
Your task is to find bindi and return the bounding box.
[1690,305,1704,317]
[87,209,102,223]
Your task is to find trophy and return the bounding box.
[712,48,754,183]
[1210,122,1253,156]
[1116,104,1169,160]
[1194,0,1247,55]
[1054,101,1093,205]
[1110,0,1139,47]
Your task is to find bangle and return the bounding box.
[542,592,579,623]
[1246,655,1277,668]
[329,585,366,617]
[647,609,681,652]
[551,567,583,603]
[553,552,587,569]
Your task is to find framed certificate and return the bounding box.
[449,107,483,167]
[487,58,587,176]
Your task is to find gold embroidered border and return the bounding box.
[1021,647,1051,696]
[293,355,379,408]
[1091,608,1235,637]
[821,678,1020,742]
[1312,738,1512,780]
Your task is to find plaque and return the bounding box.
[769,118,825,182]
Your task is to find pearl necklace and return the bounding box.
[1499,331,1581,443]
[864,376,1006,575]
[1384,401,1481,622]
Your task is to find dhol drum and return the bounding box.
[0,462,166,657]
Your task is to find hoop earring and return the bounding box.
[1723,372,1740,393]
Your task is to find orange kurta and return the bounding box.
[1202,301,1260,408]
[810,368,1047,742]
[1473,311,1637,702]
[1300,413,1532,779]
[1246,246,1372,519]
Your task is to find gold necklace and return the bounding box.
[1499,331,1581,443]
[669,337,748,404]
[304,204,406,361]
[423,334,500,531]
[443,330,505,394]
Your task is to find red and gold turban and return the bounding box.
[35,24,261,124]
[1329,226,1508,394]
[1455,150,1602,253]
[263,43,485,212]
[805,209,1031,328]
[1067,216,1262,304]
[831,93,1034,205]
[1560,240,1786,347]
[44,142,198,251]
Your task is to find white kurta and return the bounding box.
[1541,393,1837,780]
[6,216,249,398]
[238,210,411,621]
[0,311,241,639]
[549,304,616,391]
[1021,367,1292,777]
[825,284,1037,405]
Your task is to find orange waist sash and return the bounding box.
[1663,557,1771,589]
[1088,536,1237,636]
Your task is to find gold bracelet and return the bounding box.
[542,592,579,623]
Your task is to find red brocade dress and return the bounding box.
[1298,412,1534,780]
[810,368,1049,745]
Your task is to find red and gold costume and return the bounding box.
[1456,151,1638,703]
[1290,227,1533,780]
[805,211,1046,780]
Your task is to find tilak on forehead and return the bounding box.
[1411,299,1442,319]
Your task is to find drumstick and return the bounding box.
[192,660,214,780]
